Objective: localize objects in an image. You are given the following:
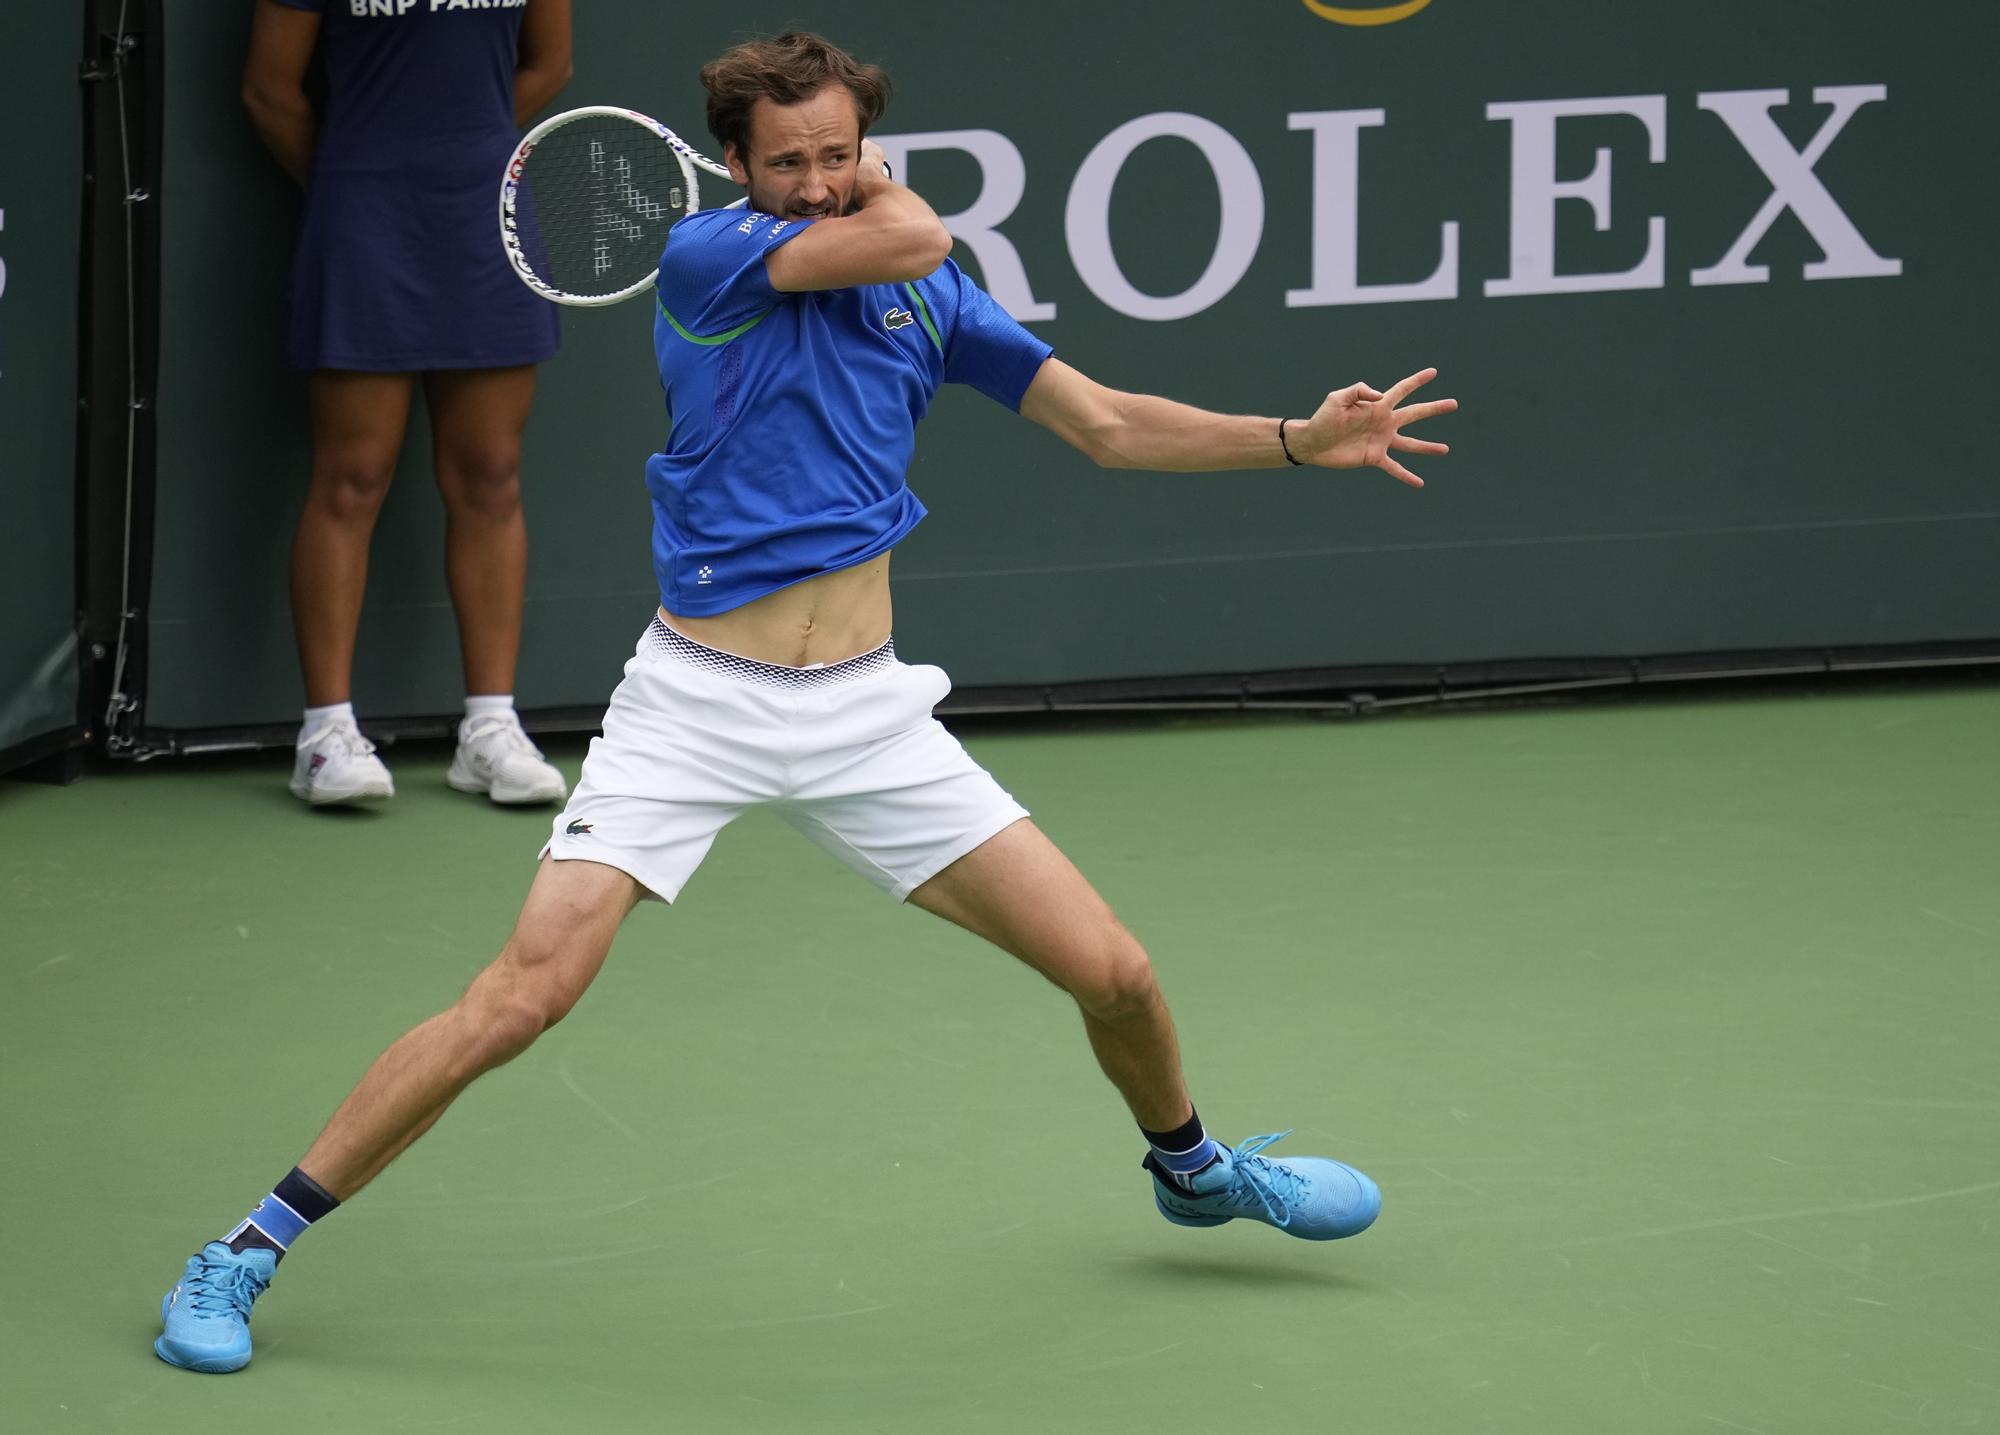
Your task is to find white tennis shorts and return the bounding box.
[540,618,1029,902]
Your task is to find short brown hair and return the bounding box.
[700,31,893,158]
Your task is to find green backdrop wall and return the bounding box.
[0,4,83,758]
[142,0,1995,730]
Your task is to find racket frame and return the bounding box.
[499,106,734,307]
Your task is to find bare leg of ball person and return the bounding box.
[293,372,417,708]
[287,371,416,806]
[908,818,1382,1240]
[427,366,533,700]
[153,858,642,1373]
[426,365,567,805]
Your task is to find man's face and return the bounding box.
[725,85,863,221]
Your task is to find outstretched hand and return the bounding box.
[1293,368,1457,488]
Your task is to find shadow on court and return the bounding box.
[1107,1251,1375,1293]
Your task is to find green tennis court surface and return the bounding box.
[6,683,1996,1432]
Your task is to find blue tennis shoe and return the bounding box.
[155,1242,276,1373]
[1145,1131,1381,1240]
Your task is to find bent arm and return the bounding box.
[513,0,573,127]
[764,158,951,294]
[241,0,321,187]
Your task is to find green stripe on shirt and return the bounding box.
[656,295,770,346]
[903,283,944,354]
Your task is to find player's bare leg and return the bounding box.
[157,859,640,1375]
[909,818,1381,1242]
[154,858,640,1372]
[908,818,1192,1131]
[301,855,640,1197]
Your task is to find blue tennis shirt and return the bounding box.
[647,207,1054,616]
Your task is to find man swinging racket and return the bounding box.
[155,29,1456,1372]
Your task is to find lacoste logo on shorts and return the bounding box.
[883,307,916,331]
[566,820,593,836]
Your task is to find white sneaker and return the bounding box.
[447,711,567,805]
[290,717,395,806]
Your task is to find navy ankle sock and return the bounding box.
[1140,1109,1221,1184]
[224,1167,340,1261]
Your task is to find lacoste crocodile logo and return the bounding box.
[883,307,916,331]
[566,820,593,836]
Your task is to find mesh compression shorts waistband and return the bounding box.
[645,617,897,690]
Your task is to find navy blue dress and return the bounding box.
[273,0,560,371]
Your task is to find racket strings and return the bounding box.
[513,119,690,299]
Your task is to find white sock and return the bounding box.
[300,702,355,745]
[463,694,517,735]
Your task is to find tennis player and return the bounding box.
[157,31,1456,1372]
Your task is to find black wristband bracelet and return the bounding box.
[1279,418,1303,466]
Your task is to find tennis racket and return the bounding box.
[499,106,735,307]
